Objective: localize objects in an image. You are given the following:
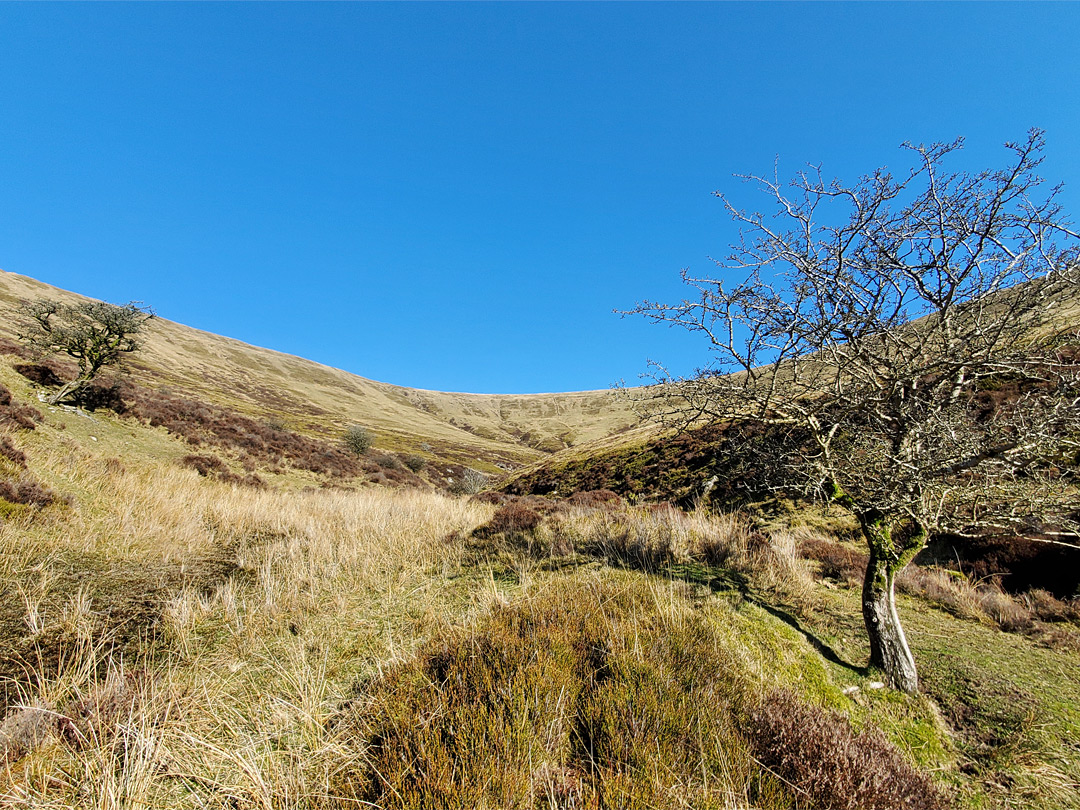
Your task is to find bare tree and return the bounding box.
[19,299,154,405]
[630,130,1080,693]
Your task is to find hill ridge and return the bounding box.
[0,270,643,467]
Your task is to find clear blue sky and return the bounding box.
[2,3,1078,394]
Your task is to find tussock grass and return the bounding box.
[0,443,952,808]
[0,408,1071,808]
[335,573,944,809]
[478,501,818,612]
[0,443,494,807]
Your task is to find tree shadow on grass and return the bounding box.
[666,561,868,676]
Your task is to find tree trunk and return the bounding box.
[860,516,925,694]
[862,546,918,693]
[46,377,87,406]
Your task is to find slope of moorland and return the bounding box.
[1,272,1079,809]
[0,270,646,471]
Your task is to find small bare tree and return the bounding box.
[630,130,1079,693]
[18,299,154,405]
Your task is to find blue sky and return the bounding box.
[1,3,1078,394]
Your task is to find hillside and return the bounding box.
[0,270,645,472]
[2,273,1080,808]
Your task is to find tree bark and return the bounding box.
[46,377,87,406]
[860,518,923,694]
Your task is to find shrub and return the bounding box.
[470,490,511,506]
[74,382,127,412]
[371,451,403,471]
[402,453,427,473]
[343,425,375,456]
[478,501,543,536]
[0,337,34,359]
[0,437,27,468]
[0,384,43,431]
[747,688,946,810]
[799,535,867,585]
[12,362,66,388]
[567,488,624,508]
[0,477,56,507]
[180,454,229,477]
[450,467,487,495]
[125,388,359,478]
[179,454,264,488]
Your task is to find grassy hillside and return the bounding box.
[3,406,1079,807]
[2,273,1080,808]
[0,270,645,471]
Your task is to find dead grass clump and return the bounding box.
[56,669,144,750]
[977,586,1036,633]
[1,435,27,468]
[0,701,55,766]
[898,567,1044,633]
[898,567,985,622]
[578,507,691,570]
[0,477,57,507]
[1023,589,1080,624]
[747,688,947,810]
[0,383,43,430]
[746,529,817,608]
[569,508,815,607]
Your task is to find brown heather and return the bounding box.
[337,577,943,810]
[0,383,42,431]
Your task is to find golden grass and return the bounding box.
[0,270,645,470]
[1,348,1074,807]
[1,442,496,807]
[0,432,953,809]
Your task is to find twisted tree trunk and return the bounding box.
[860,516,926,694]
[46,376,89,406]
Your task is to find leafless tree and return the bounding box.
[630,130,1080,693]
[18,299,154,405]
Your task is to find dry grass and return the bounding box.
[0,437,953,808]
[517,504,818,610]
[0,440,496,807]
[333,574,945,809]
[0,270,644,469]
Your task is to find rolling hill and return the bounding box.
[2,270,1079,809]
[0,269,646,472]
